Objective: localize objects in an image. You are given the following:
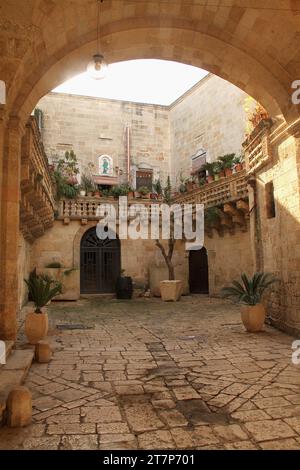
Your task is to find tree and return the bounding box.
[155,176,176,280]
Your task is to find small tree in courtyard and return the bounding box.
[155,176,176,281]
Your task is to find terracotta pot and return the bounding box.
[187,182,194,192]
[160,280,183,302]
[25,312,48,344]
[225,168,233,177]
[235,163,242,172]
[134,191,140,198]
[128,191,134,198]
[93,191,101,198]
[240,303,266,332]
[207,175,214,183]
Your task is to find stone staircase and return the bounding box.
[0,341,34,425]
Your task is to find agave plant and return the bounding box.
[25,275,62,313]
[220,272,278,306]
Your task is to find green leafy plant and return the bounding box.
[138,186,150,196]
[45,262,62,268]
[204,207,220,226]
[153,179,163,196]
[52,170,79,200]
[198,177,206,186]
[25,275,62,313]
[57,150,79,179]
[217,153,235,170]
[220,272,278,306]
[80,174,96,193]
[233,154,244,165]
[201,162,219,177]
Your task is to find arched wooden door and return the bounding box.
[80,228,120,294]
[189,247,209,294]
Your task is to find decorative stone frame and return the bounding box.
[130,162,160,190]
[98,154,113,176]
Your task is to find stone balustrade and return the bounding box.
[175,170,248,208]
[20,116,55,242]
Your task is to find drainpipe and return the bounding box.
[126,126,130,183]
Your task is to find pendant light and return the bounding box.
[87,0,107,80]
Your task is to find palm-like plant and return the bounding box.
[221,272,278,306]
[25,275,62,313]
[218,153,235,170]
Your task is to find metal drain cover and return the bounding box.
[56,323,93,330]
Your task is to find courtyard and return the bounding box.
[1,296,300,450]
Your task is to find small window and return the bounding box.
[265,181,276,218]
[136,170,153,190]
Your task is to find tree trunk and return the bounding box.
[167,262,175,281]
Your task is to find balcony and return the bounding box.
[243,119,273,174]
[20,116,56,242]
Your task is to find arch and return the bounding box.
[80,226,120,294]
[4,14,299,126]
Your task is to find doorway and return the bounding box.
[80,227,121,294]
[189,247,209,294]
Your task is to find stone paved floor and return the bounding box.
[1,295,300,450]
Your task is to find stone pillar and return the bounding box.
[0,116,24,340]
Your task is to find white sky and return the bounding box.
[53,59,209,105]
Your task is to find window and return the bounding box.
[265,181,276,218]
[136,169,153,190]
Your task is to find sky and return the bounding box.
[53,59,209,105]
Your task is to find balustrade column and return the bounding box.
[0,116,24,340]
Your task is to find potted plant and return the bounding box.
[233,154,245,172]
[156,177,183,301]
[200,162,216,183]
[116,269,133,299]
[213,161,223,181]
[221,272,278,332]
[80,173,96,196]
[138,186,151,199]
[218,154,235,177]
[24,273,62,344]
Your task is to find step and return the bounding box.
[5,341,14,362]
[0,349,34,425]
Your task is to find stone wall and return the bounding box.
[17,234,32,309]
[253,132,300,334]
[204,229,254,296]
[38,93,170,186]
[37,74,250,190]
[30,218,253,299]
[169,75,248,184]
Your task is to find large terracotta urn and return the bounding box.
[25,312,48,344]
[160,280,183,302]
[240,304,266,332]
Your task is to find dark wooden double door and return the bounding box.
[80,228,120,294]
[189,247,209,294]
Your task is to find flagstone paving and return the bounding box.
[1,295,300,450]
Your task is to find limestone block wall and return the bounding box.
[37,93,170,185]
[169,75,248,183]
[254,134,300,334]
[204,229,254,296]
[30,218,253,299]
[17,234,32,308]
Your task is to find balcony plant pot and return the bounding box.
[240,303,266,332]
[79,190,86,197]
[128,191,134,198]
[160,280,183,302]
[207,175,214,183]
[235,163,242,172]
[25,311,48,345]
[214,174,220,182]
[187,182,194,192]
[116,276,133,299]
[225,168,233,177]
[87,191,93,197]
[93,191,101,198]
[134,191,140,198]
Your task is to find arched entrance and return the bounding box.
[189,247,209,294]
[80,227,120,294]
